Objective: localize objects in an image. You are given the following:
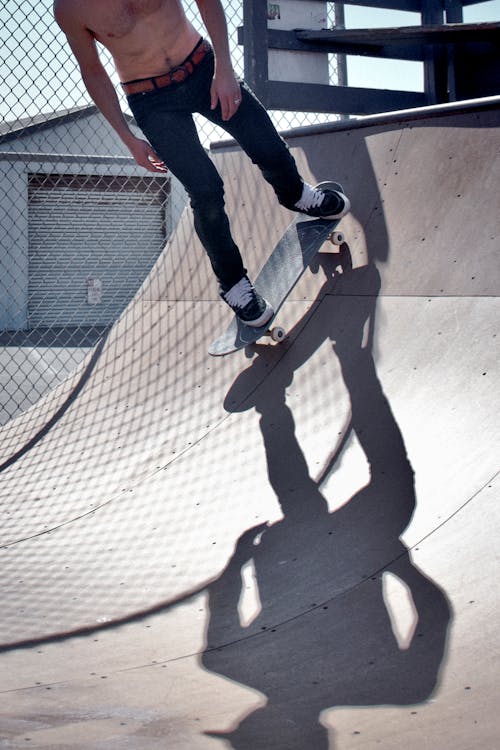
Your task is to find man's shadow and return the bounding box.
[200,249,451,749]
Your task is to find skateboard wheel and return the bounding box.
[270,326,286,342]
[329,230,344,246]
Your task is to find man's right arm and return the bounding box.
[53,1,167,173]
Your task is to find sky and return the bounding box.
[0,0,498,125]
[344,0,500,92]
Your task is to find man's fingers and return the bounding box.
[210,82,218,111]
[210,80,242,121]
[147,154,168,173]
[221,98,230,121]
[142,158,167,174]
[145,145,167,172]
[131,140,168,173]
[219,95,240,121]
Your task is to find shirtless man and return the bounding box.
[54,0,350,326]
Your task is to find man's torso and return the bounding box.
[69,0,201,80]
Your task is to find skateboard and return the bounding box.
[208,181,346,357]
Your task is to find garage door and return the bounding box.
[28,173,169,327]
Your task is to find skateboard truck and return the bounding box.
[328,229,344,246]
[265,326,286,343]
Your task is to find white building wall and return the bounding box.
[0,110,141,157]
[0,109,188,330]
[268,0,329,84]
[0,161,29,329]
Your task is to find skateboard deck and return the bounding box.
[208,181,346,357]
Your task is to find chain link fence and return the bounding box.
[1,0,341,425]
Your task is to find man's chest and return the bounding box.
[88,0,167,39]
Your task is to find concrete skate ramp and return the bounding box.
[1,99,499,749]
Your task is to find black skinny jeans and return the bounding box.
[127,45,304,291]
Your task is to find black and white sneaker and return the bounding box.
[221,275,274,327]
[294,182,351,219]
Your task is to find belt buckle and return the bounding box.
[169,63,189,84]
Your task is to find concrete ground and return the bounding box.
[0,98,499,749]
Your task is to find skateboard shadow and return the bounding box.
[200,252,451,748]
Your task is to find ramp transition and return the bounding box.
[1,98,499,749]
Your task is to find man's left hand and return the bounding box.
[210,69,241,121]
